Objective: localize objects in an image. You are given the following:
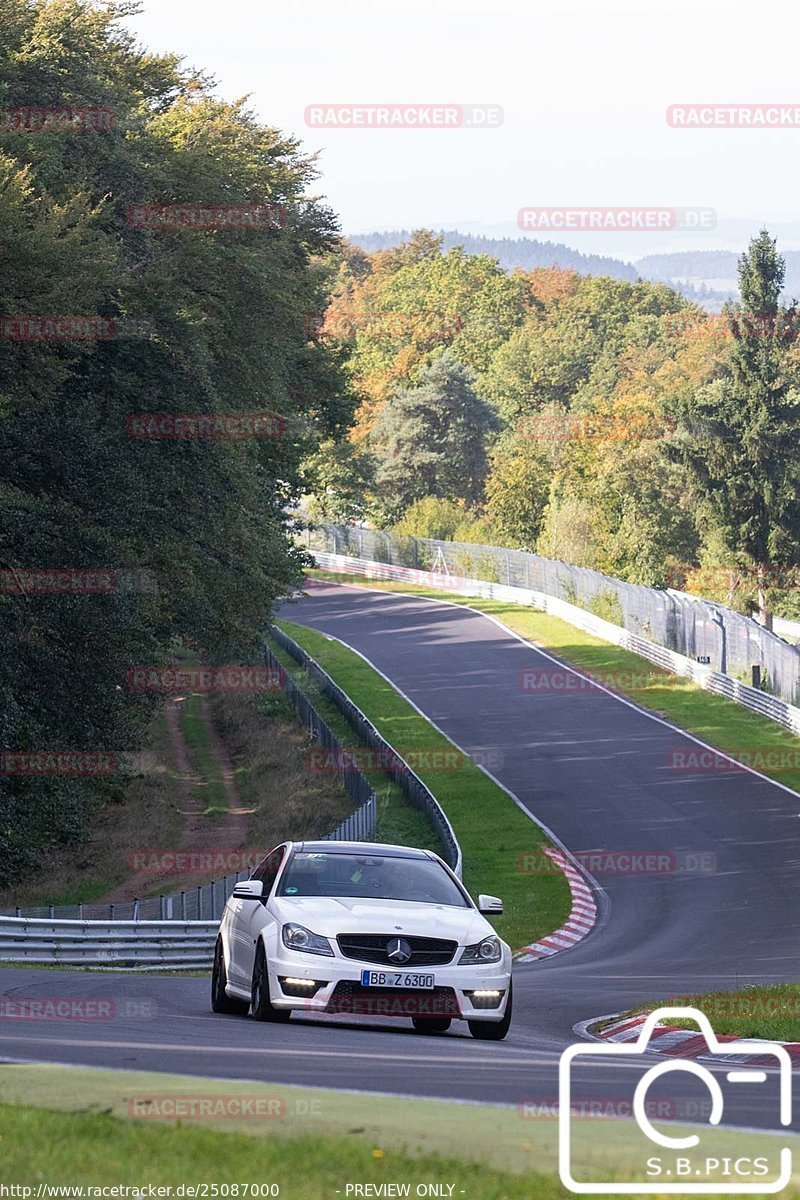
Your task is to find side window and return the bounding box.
[254,846,285,895]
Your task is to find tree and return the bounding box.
[304,439,375,524]
[668,231,800,627]
[370,352,499,520]
[323,233,532,435]
[0,0,350,884]
[393,497,469,541]
[480,275,686,425]
[484,434,552,550]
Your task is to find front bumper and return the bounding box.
[264,948,511,1021]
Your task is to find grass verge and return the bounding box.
[2,1063,799,1194]
[209,689,354,846]
[275,618,572,950]
[306,571,800,799]
[601,984,800,1042]
[178,693,229,816]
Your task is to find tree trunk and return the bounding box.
[757,566,773,630]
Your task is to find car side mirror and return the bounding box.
[478,893,503,915]
[232,880,264,901]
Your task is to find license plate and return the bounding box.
[361,970,434,989]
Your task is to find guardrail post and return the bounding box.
[197,885,202,919]
[79,903,84,920]
[180,891,186,920]
[159,894,165,920]
[49,905,54,919]
[133,898,139,921]
[109,904,115,920]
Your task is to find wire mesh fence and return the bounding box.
[308,524,800,706]
[264,642,376,819]
[271,625,461,875]
[0,874,253,924]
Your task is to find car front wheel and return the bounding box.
[211,937,250,1015]
[251,941,291,1022]
[467,982,512,1041]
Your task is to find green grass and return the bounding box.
[606,983,800,1042]
[276,619,572,951]
[3,875,123,910]
[179,692,229,815]
[3,1064,800,1195]
[306,571,800,798]
[0,1104,554,1198]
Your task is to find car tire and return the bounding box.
[411,1017,451,1034]
[251,941,291,1022]
[467,982,512,1041]
[211,937,249,1015]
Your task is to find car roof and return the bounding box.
[291,840,433,860]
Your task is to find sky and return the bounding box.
[124,0,800,259]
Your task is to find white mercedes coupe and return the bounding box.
[211,840,513,1039]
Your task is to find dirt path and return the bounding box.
[103,695,252,903]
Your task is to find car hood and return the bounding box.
[270,896,493,943]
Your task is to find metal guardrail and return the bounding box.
[311,524,800,707]
[0,917,217,968]
[271,625,462,877]
[312,551,800,738]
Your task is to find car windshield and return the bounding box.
[277,851,470,907]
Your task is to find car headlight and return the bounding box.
[282,923,334,956]
[459,935,502,964]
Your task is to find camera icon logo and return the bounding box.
[559,1006,792,1194]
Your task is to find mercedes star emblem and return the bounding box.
[386,937,412,964]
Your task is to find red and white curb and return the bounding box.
[514,848,598,962]
[586,1010,800,1067]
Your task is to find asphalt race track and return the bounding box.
[2,582,800,1135]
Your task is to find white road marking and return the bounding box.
[0,1033,539,1066]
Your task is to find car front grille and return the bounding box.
[327,980,460,1017]
[336,933,457,966]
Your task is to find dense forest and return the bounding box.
[309,230,800,624]
[0,0,351,883]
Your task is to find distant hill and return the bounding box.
[346,230,736,306]
[348,229,639,282]
[349,231,800,308]
[635,250,740,280]
[635,249,800,303]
